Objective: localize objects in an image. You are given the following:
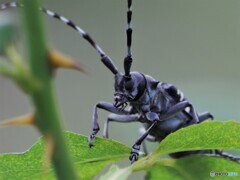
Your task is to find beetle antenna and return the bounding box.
[124,0,133,79]
[0,2,119,75]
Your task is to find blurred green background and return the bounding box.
[0,0,239,158]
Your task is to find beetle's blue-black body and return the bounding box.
[1,0,239,163]
[100,71,213,162]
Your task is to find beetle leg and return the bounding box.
[130,121,158,163]
[103,113,139,138]
[88,101,130,147]
[139,127,157,155]
[139,127,156,142]
[187,104,199,124]
[186,111,214,126]
[145,112,159,122]
[160,101,191,119]
[160,100,199,124]
[198,112,214,122]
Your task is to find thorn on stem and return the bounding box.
[48,48,86,73]
[0,113,35,127]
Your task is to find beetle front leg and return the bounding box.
[130,121,158,163]
[88,101,130,147]
[103,113,140,138]
[88,104,100,147]
[139,127,157,155]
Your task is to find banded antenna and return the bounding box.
[124,0,133,79]
[0,2,119,75]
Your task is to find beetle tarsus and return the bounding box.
[130,153,138,164]
[130,144,140,163]
[88,127,99,147]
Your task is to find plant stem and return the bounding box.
[20,0,78,179]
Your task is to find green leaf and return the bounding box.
[147,155,240,180]
[0,132,131,180]
[99,165,132,180]
[148,120,240,162]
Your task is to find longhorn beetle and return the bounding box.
[1,1,240,163]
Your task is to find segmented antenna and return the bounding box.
[124,0,133,78]
[215,150,240,163]
[0,2,119,74]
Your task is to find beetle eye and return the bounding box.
[125,80,134,91]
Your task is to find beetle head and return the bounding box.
[113,72,146,110]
